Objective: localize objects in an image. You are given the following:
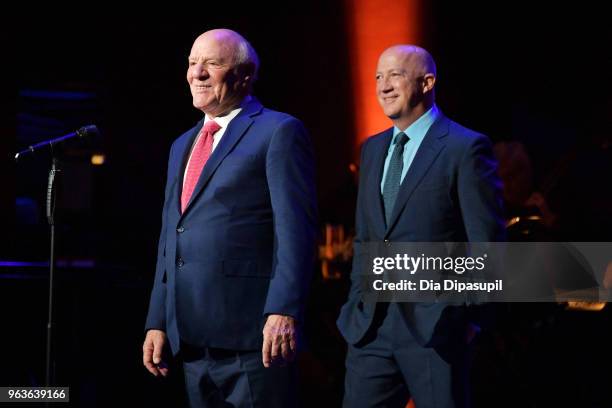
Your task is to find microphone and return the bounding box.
[15,125,100,161]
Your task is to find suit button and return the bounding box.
[176,257,184,268]
[384,239,391,246]
[177,226,185,233]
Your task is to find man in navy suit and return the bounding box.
[142,29,317,407]
[337,45,505,407]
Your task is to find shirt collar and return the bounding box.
[203,95,252,129]
[392,104,440,145]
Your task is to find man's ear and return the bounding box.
[241,74,252,90]
[422,73,436,94]
[235,63,255,90]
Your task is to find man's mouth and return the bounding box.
[193,84,211,92]
[382,95,398,103]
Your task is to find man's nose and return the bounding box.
[380,80,393,93]
[192,63,209,79]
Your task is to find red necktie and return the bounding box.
[181,120,221,213]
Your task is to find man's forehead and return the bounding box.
[377,53,410,70]
[377,50,424,72]
[189,37,236,59]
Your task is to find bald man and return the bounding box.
[337,45,505,407]
[142,29,317,407]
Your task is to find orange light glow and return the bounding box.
[91,154,105,165]
[345,0,422,157]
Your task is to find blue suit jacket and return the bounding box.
[145,98,317,354]
[337,113,505,346]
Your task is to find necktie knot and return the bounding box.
[203,120,221,135]
[394,132,409,147]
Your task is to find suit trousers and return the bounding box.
[343,303,471,408]
[180,341,297,408]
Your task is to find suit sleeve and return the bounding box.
[457,134,506,242]
[144,142,175,332]
[263,117,318,322]
[348,140,371,300]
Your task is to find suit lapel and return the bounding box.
[366,130,393,237]
[384,115,450,236]
[180,99,263,219]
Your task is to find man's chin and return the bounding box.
[192,100,214,112]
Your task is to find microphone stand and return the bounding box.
[45,155,61,387]
[14,125,98,388]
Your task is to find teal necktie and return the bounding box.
[382,132,409,226]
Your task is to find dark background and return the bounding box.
[1,3,611,407]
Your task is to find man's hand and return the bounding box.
[262,314,297,368]
[143,329,169,377]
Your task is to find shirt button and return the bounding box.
[384,239,391,246]
[176,257,184,268]
[177,226,185,233]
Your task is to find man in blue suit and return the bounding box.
[337,45,505,407]
[142,29,317,407]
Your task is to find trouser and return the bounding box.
[181,341,298,408]
[343,303,470,408]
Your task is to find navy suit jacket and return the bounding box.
[145,98,317,354]
[337,113,505,346]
